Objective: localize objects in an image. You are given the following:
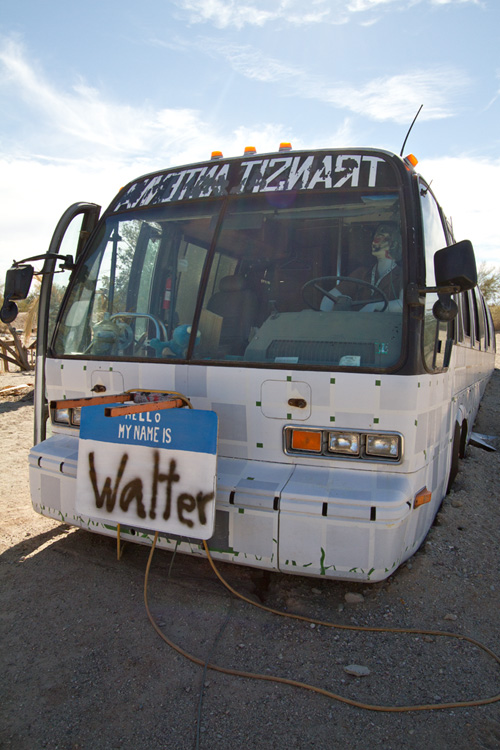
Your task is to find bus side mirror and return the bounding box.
[434,240,477,292]
[0,265,34,324]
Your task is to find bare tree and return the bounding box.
[0,324,32,371]
[0,279,39,372]
[477,262,500,305]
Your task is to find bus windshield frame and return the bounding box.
[52,150,408,373]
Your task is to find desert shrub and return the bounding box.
[490,305,500,331]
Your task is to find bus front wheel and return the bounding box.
[446,422,461,494]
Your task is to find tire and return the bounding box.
[446,422,461,494]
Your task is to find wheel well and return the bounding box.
[446,422,461,494]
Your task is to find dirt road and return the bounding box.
[1,356,499,750]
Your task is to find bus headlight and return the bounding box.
[54,407,71,425]
[328,431,360,456]
[366,434,400,459]
[53,407,81,427]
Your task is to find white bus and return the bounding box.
[2,145,495,581]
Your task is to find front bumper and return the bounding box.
[29,434,426,582]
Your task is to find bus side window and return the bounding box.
[487,305,496,351]
[481,297,490,350]
[48,214,86,347]
[482,297,495,351]
[462,290,472,342]
[451,294,461,343]
[472,287,485,349]
[419,182,450,370]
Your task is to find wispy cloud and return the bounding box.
[175,0,482,28]
[174,0,333,28]
[321,69,468,122]
[483,70,500,110]
[346,0,398,11]
[208,43,302,84]
[0,37,312,168]
[0,38,296,276]
[0,38,210,161]
[429,0,481,5]
[209,42,469,123]
[0,34,472,157]
[347,0,482,9]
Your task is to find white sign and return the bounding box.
[76,405,218,539]
[112,152,390,211]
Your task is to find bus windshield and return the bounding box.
[53,190,404,369]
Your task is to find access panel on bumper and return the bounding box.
[278,465,414,581]
[210,457,294,569]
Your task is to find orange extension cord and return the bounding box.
[143,531,500,713]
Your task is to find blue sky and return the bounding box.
[0,0,498,280]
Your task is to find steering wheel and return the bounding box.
[110,312,169,352]
[301,275,388,312]
[115,321,134,349]
[132,331,148,355]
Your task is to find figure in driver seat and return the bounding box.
[320,222,403,312]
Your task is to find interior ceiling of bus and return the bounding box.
[151,197,399,262]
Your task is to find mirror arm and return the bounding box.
[405,282,460,323]
[417,284,461,295]
[13,253,75,272]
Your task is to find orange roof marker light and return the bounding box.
[404,153,418,168]
[211,150,223,160]
[279,142,292,152]
[244,146,257,155]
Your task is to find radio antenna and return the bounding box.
[400,104,423,156]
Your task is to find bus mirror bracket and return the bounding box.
[405,283,424,319]
[0,252,75,325]
[12,252,75,273]
[406,284,458,322]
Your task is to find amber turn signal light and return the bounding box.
[414,487,432,509]
[291,429,322,453]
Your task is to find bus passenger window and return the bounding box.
[473,288,484,349]
[420,182,450,370]
[462,291,472,340]
[482,297,491,350]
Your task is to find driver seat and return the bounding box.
[206,275,259,355]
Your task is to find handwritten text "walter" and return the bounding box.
[88,451,213,528]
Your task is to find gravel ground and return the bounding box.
[0,341,499,750]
